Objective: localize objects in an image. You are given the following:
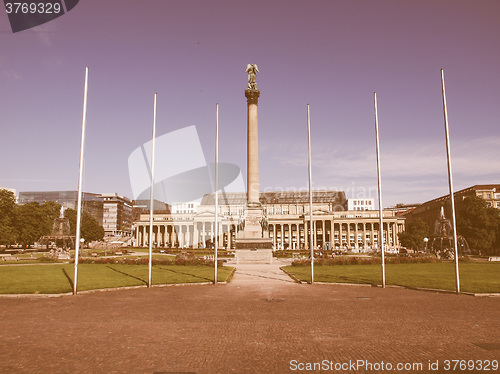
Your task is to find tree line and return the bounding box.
[399,195,500,254]
[0,189,104,247]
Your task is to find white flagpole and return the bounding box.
[148,93,157,288]
[374,92,386,288]
[73,67,89,295]
[441,69,460,294]
[214,103,219,284]
[307,104,314,284]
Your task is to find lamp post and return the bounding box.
[423,237,429,253]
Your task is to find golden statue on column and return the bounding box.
[246,64,259,89]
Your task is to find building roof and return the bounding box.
[465,184,500,192]
[18,191,103,204]
[200,190,346,206]
[133,199,170,211]
[416,184,500,207]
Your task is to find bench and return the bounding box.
[488,256,500,262]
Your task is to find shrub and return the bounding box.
[81,249,131,257]
[291,255,441,266]
[75,253,220,267]
[37,255,59,263]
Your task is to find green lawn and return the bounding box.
[0,264,234,294]
[284,262,500,293]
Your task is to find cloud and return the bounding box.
[262,135,500,205]
[273,135,500,180]
[32,23,57,46]
[3,69,22,80]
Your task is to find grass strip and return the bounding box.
[0,264,234,294]
[284,262,500,293]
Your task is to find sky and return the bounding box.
[1,0,499,208]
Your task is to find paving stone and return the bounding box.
[0,262,499,373]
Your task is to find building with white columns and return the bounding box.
[133,190,405,252]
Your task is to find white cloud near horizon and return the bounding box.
[263,136,500,206]
[32,23,56,46]
[3,69,22,80]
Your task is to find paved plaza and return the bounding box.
[0,262,499,373]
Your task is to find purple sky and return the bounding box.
[1,0,499,207]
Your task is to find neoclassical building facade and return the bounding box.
[133,190,405,252]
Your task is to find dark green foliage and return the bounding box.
[16,201,61,245]
[0,190,63,246]
[64,208,104,243]
[398,218,430,250]
[456,196,500,252]
[0,189,18,246]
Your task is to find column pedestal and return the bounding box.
[235,206,273,264]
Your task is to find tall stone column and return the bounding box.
[321,221,325,248]
[305,221,310,250]
[186,226,191,248]
[193,223,199,249]
[245,89,261,206]
[201,222,206,248]
[355,223,359,250]
[313,221,317,249]
[362,223,367,249]
[370,223,375,250]
[347,223,351,250]
[339,222,343,249]
[235,64,272,263]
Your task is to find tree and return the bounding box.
[40,201,61,234]
[16,201,61,246]
[456,195,500,252]
[398,218,430,251]
[64,208,104,243]
[0,189,18,246]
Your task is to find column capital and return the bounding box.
[245,89,260,105]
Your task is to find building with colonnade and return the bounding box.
[133,190,405,252]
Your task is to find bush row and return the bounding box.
[152,248,234,257]
[75,254,221,267]
[292,256,443,266]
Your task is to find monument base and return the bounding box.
[234,238,273,264]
